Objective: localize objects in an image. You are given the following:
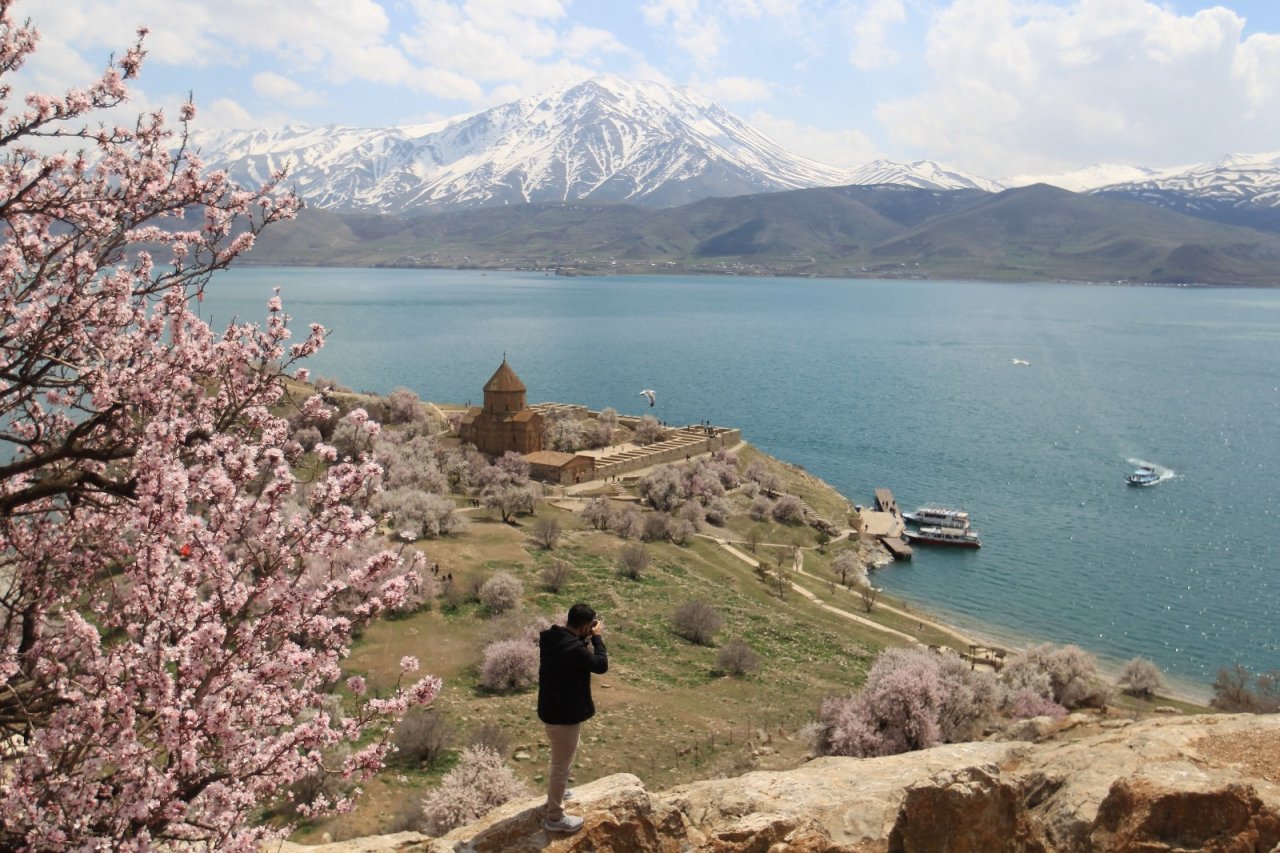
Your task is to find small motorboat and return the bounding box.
[1126,465,1160,487]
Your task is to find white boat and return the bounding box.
[902,506,971,529]
[1126,466,1160,487]
[903,525,982,548]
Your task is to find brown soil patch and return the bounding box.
[1195,728,1280,783]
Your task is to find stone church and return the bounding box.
[458,358,543,456]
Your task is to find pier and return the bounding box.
[865,488,911,561]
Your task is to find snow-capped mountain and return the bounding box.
[1003,164,1160,192]
[1091,152,1280,207]
[842,159,1004,193]
[196,76,847,213]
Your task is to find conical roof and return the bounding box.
[483,359,526,393]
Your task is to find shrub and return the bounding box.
[704,498,731,527]
[531,517,562,549]
[478,572,523,615]
[478,638,539,693]
[468,723,512,757]
[617,543,650,580]
[544,412,587,451]
[292,424,323,451]
[717,640,761,677]
[672,601,723,645]
[668,517,696,546]
[386,387,423,424]
[639,465,683,511]
[392,708,455,768]
[745,460,782,494]
[1003,643,1099,709]
[632,415,666,445]
[1211,665,1280,713]
[814,648,947,753]
[641,512,670,542]
[811,647,992,758]
[377,489,464,540]
[935,655,998,742]
[420,745,529,835]
[1118,657,1164,698]
[613,505,642,539]
[540,559,573,592]
[770,494,806,524]
[581,497,613,530]
[1006,688,1067,720]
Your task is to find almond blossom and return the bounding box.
[0,4,438,849]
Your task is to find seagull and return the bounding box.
[1011,358,1031,366]
[639,389,656,407]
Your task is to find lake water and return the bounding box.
[204,267,1280,696]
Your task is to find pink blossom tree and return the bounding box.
[0,10,438,849]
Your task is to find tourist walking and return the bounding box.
[537,603,608,833]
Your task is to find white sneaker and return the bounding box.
[564,788,574,800]
[543,814,584,833]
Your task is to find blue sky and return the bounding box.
[23,1,1280,178]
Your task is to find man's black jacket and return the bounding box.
[537,625,608,725]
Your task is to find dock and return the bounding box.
[874,488,901,518]
[881,536,913,561]
[870,488,912,560]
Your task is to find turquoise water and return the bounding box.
[205,267,1280,694]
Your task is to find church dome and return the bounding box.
[483,359,526,393]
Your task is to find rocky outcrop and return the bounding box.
[276,714,1280,852]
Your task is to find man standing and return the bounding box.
[538,603,608,833]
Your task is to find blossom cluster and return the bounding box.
[0,6,438,848]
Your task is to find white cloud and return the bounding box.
[875,0,1280,176]
[699,76,773,103]
[749,110,881,167]
[400,0,638,105]
[849,0,906,70]
[642,0,725,71]
[198,97,257,132]
[252,72,323,107]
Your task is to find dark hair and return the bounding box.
[566,603,596,629]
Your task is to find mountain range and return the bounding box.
[201,75,1280,284]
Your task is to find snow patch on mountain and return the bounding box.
[1090,152,1280,208]
[842,159,1004,193]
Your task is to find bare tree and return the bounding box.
[746,527,762,553]
[859,585,881,613]
[717,640,761,677]
[531,517,562,549]
[617,543,651,580]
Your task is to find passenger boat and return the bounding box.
[1126,466,1161,487]
[902,506,971,529]
[903,525,981,548]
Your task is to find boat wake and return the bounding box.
[1127,458,1177,482]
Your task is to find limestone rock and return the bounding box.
[293,714,1280,853]
[269,831,431,852]
[424,772,685,852]
[1090,778,1280,852]
[887,765,1048,852]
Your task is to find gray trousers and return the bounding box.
[543,722,581,821]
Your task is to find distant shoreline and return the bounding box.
[235,259,1270,289]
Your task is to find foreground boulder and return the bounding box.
[276,714,1280,852]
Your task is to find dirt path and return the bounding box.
[704,535,921,645]
[790,545,980,649]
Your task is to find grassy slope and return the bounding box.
[291,437,1210,842]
